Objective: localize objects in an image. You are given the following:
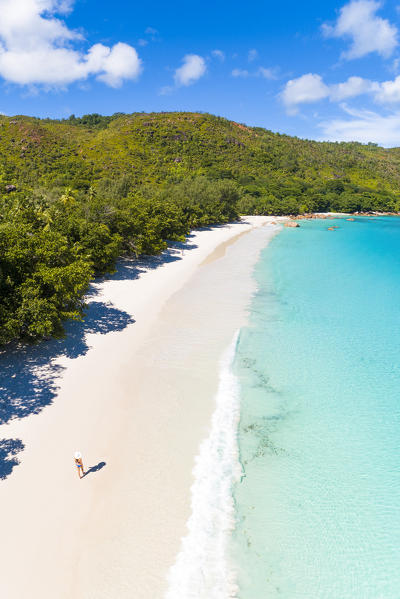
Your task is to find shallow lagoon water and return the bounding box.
[233,217,400,598]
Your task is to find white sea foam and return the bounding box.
[165,332,242,599]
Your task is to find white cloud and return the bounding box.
[0,0,142,87]
[375,75,400,102]
[95,43,142,88]
[258,67,276,79]
[211,49,225,61]
[281,73,399,112]
[174,54,206,86]
[159,85,173,95]
[392,57,400,72]
[281,73,330,114]
[330,75,379,100]
[320,105,400,146]
[137,26,159,47]
[232,66,276,79]
[232,68,250,77]
[248,48,258,62]
[322,0,398,60]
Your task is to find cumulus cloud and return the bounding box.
[375,75,400,102]
[211,49,225,61]
[329,76,379,100]
[0,0,142,87]
[95,43,142,88]
[281,72,400,112]
[319,105,400,146]
[322,0,398,59]
[174,54,206,86]
[281,73,330,114]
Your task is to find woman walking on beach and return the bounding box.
[74,451,85,479]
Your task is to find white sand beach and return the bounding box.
[0,216,281,599]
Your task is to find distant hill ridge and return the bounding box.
[1,111,400,214]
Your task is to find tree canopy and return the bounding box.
[1,111,400,344]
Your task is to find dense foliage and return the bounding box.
[1,111,400,344]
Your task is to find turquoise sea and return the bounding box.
[233,217,400,598]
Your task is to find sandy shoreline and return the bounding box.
[0,216,281,598]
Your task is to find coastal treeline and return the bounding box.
[0,178,238,344]
[1,111,400,344]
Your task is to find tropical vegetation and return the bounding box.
[1,111,400,343]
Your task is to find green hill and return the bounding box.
[2,111,400,212]
[1,111,400,344]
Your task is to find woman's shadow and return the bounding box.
[84,461,106,477]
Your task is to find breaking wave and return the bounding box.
[165,332,242,599]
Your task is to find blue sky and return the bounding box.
[1,0,400,145]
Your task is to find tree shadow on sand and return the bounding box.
[103,239,198,282]
[0,301,135,426]
[0,439,25,479]
[0,300,134,480]
[0,236,200,480]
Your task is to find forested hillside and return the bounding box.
[1,111,400,344]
